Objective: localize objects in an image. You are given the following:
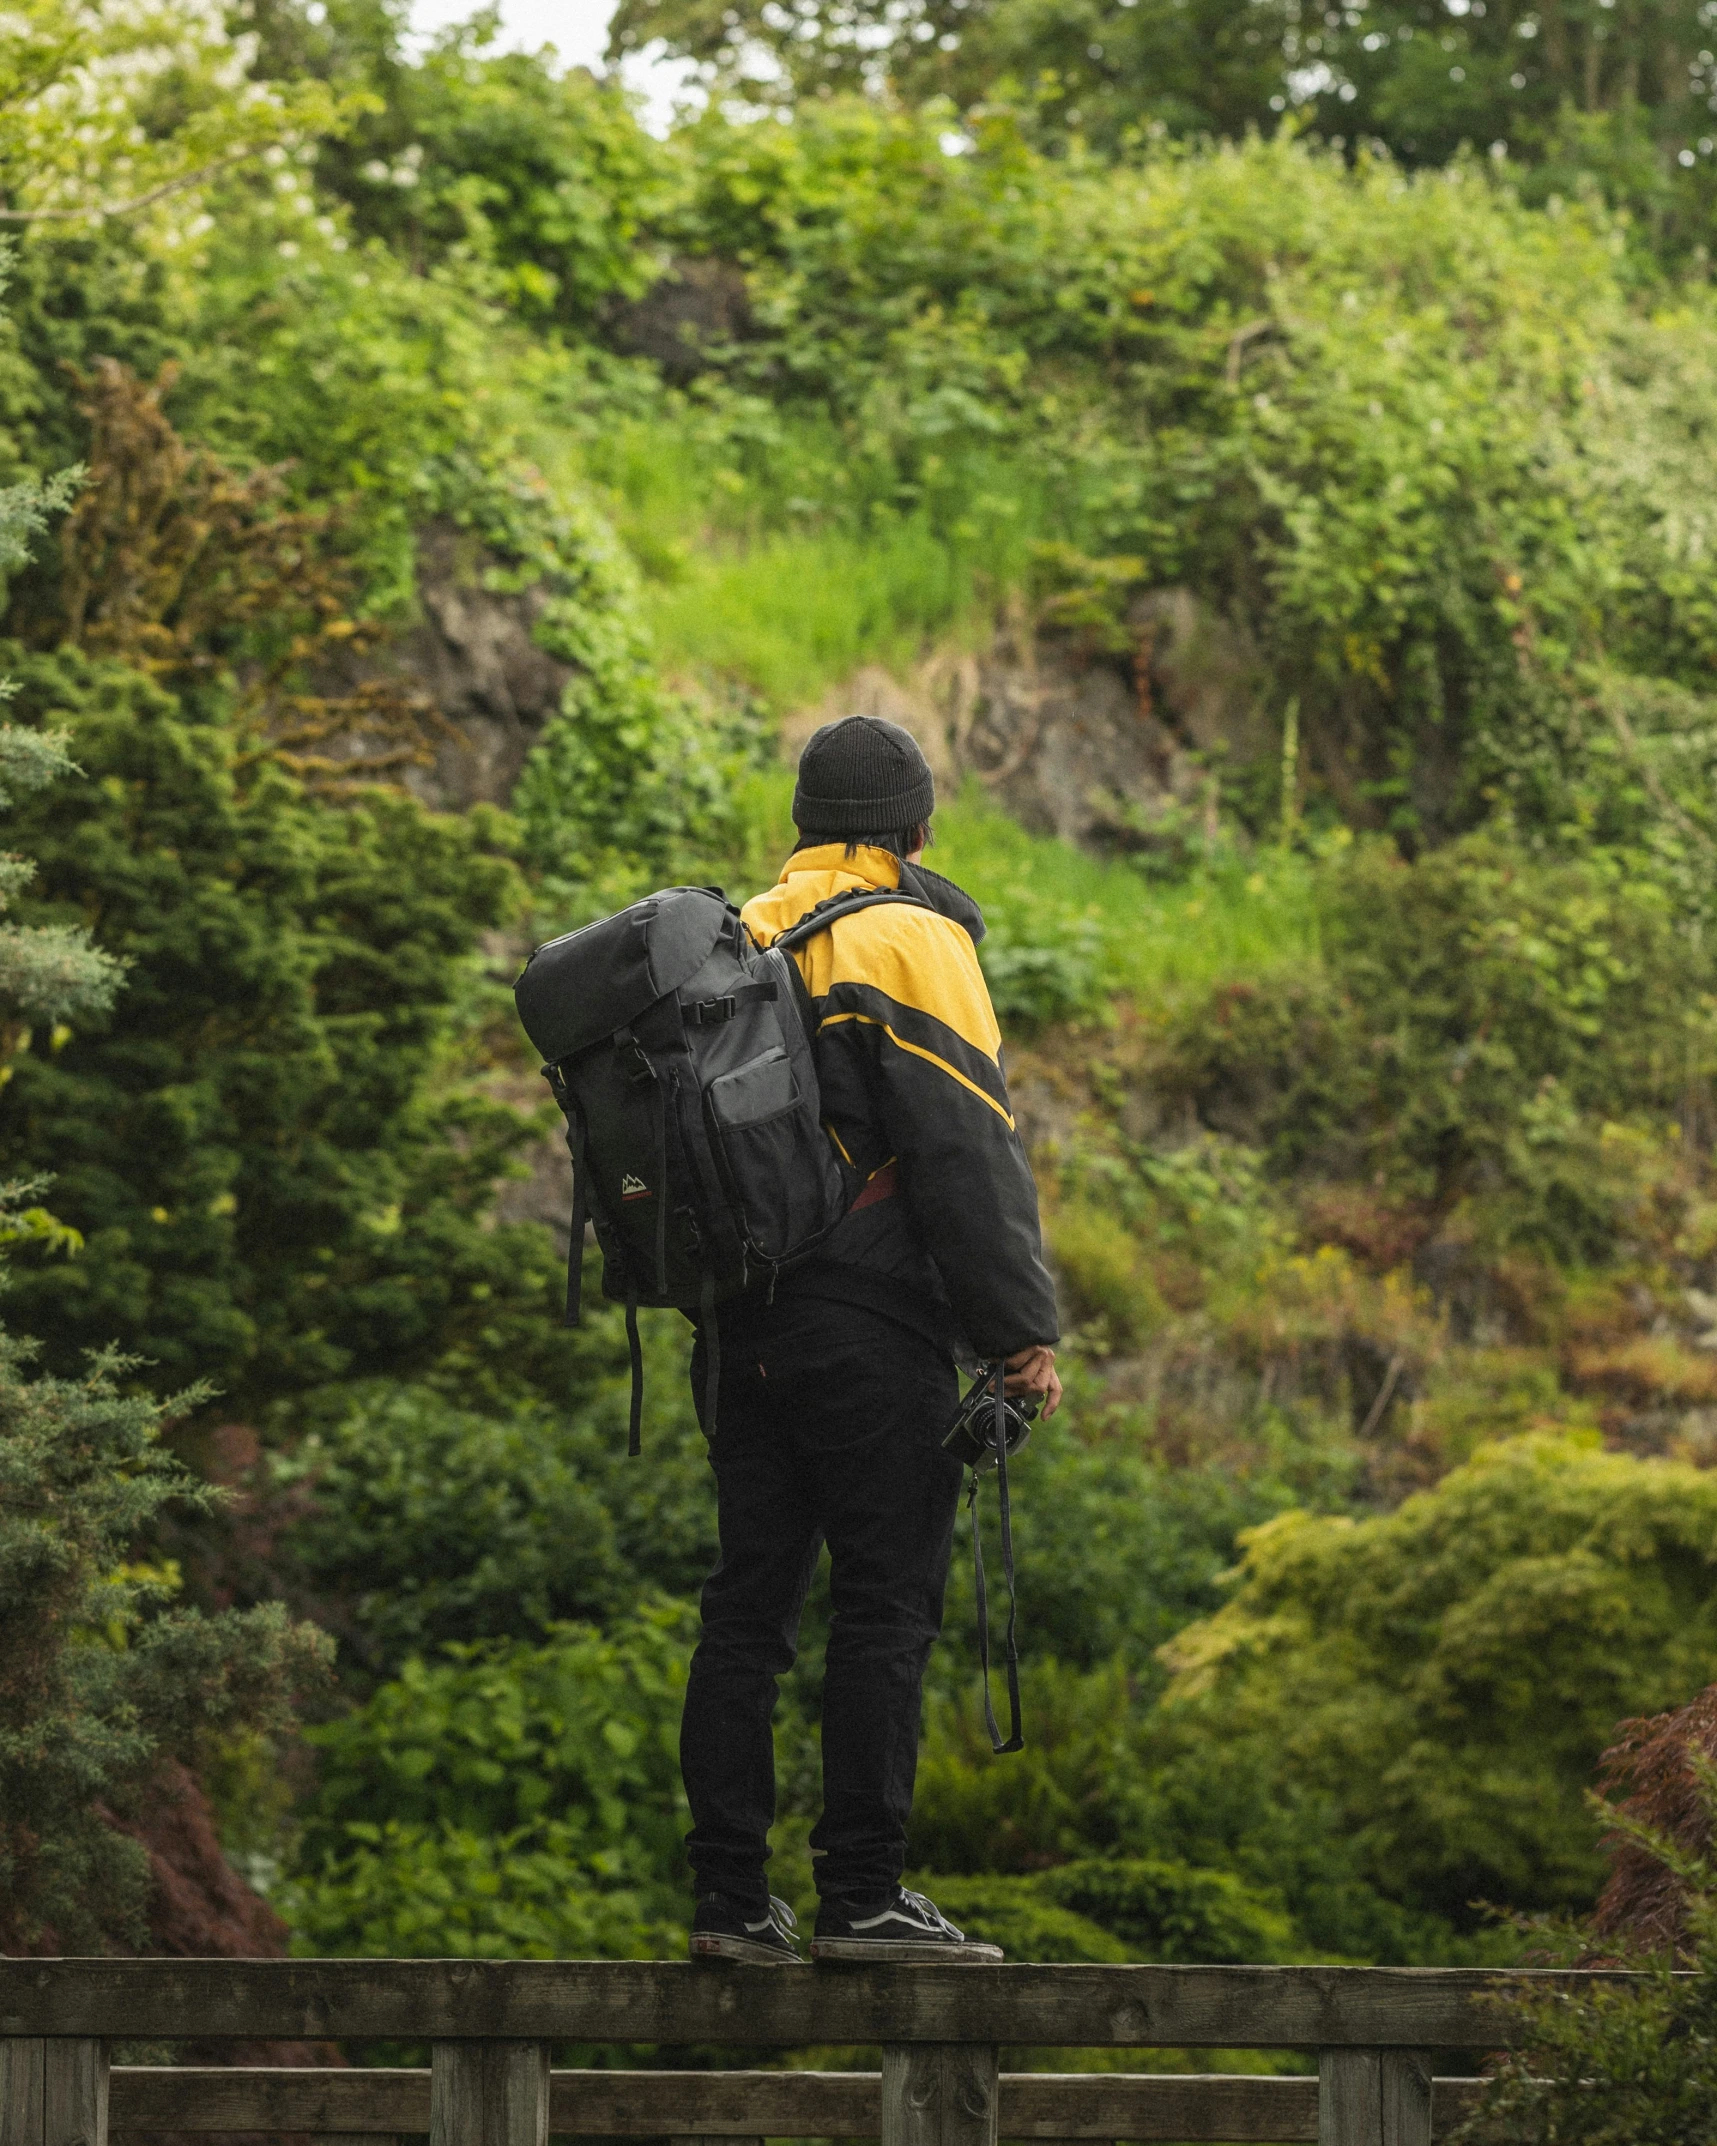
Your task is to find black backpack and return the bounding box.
[514,882,926,1450]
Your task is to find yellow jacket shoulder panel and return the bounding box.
[742,857,1000,1062]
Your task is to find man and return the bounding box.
[682,714,1062,1967]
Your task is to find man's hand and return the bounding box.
[1005,1343,1062,1418]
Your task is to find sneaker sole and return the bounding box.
[809,1938,1004,1964]
[689,1932,806,1967]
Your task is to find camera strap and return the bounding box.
[969,1362,1025,1754]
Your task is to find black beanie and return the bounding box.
[793,716,936,836]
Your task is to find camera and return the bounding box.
[942,1367,1037,1474]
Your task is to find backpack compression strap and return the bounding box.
[546,1068,589,1328]
[771,885,933,954]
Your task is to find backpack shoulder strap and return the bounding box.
[771,886,932,955]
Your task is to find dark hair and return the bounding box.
[794,822,931,858]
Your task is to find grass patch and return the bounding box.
[712,773,1322,1018]
[573,405,1058,712]
[639,517,1004,710]
[932,791,1322,1014]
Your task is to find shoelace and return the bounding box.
[896,1887,957,1937]
[749,1895,798,1938]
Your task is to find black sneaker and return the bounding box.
[809,1886,1004,1963]
[688,1892,805,1966]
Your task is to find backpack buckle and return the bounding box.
[615,1027,655,1084]
[694,995,737,1025]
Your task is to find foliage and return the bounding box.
[0,1289,330,1950]
[277,1371,716,1678]
[1456,1733,1717,2143]
[615,0,1717,243]
[1458,1948,1717,2145]
[938,1402,1304,1685]
[492,471,767,893]
[1156,1436,1717,1929]
[909,1872,1131,1963]
[606,116,1717,862]
[0,0,359,243]
[285,1605,693,1959]
[0,646,559,1410]
[0,334,119,1037]
[1037,1855,1297,1963]
[1159,832,1717,1260]
[312,25,670,333]
[916,1853,1300,1966]
[12,0,1717,1981]
[933,792,1319,1014]
[1589,1680,1717,1957]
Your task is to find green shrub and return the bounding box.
[280,1370,716,1676]
[1154,1436,1717,1930]
[1160,832,1717,1258]
[287,1604,694,1959]
[909,1874,1129,1963]
[0,1319,330,1949]
[285,1816,686,1963]
[1039,1857,1297,1964]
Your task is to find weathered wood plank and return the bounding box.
[882,2045,998,2146]
[110,2074,428,2136]
[430,2043,546,2146]
[43,2043,106,2146]
[0,1962,1559,2049]
[100,2067,1493,2143]
[110,2067,1323,2143]
[1428,2076,1485,2135]
[1379,2052,1429,2146]
[1,2042,45,2146]
[1319,2050,1379,2146]
[1011,2074,1317,2141]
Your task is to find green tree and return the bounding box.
[0,646,561,1412]
[0,1310,331,1949]
[1154,1435,1717,1930]
[0,432,119,1053]
[0,441,329,1953]
[614,0,1717,226]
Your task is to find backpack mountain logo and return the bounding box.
[620,1173,652,1201]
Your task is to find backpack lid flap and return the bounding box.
[515,888,731,1063]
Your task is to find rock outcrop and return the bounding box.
[784,591,1272,856]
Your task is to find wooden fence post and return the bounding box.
[1319,2050,1380,2146]
[1379,2051,1431,2146]
[43,2044,106,2146]
[881,2045,998,2146]
[431,2042,548,2146]
[1320,2050,1430,2146]
[1,2041,45,2146]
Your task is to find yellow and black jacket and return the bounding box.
[743,843,1059,1360]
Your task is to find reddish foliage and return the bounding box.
[109,1758,290,1960]
[156,1424,335,1655]
[1299,1184,1434,1272]
[1591,1682,1717,1960]
[107,1763,341,2146]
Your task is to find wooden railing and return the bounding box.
[0,1959,1600,2146]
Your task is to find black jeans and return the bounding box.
[680,1292,962,1910]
